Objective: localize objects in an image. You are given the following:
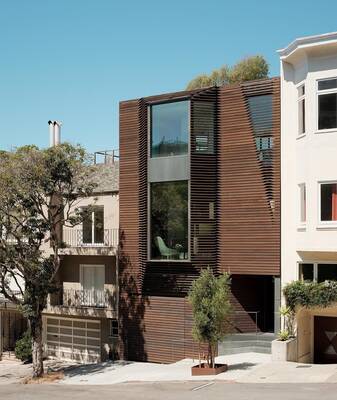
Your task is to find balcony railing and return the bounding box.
[59,288,115,309]
[62,228,119,248]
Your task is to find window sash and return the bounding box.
[317,78,337,131]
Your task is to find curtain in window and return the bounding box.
[333,185,337,220]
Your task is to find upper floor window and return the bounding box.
[318,78,337,130]
[82,206,104,244]
[299,183,306,224]
[150,100,189,158]
[320,182,337,222]
[150,180,188,260]
[298,84,305,135]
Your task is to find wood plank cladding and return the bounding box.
[120,295,207,363]
[218,78,280,276]
[119,99,143,295]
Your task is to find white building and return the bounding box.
[280,32,337,363]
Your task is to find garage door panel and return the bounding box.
[314,316,337,364]
[45,317,101,363]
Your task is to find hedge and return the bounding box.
[283,280,337,311]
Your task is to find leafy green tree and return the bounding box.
[186,55,269,90]
[188,268,231,368]
[0,144,95,377]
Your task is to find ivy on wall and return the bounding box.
[284,280,337,311]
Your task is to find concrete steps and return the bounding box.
[218,333,275,355]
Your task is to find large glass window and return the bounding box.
[151,100,189,157]
[150,181,188,260]
[320,182,337,222]
[318,79,337,130]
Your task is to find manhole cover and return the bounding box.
[296,365,312,368]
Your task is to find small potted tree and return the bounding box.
[272,305,297,362]
[188,267,231,375]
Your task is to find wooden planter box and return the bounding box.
[191,363,228,376]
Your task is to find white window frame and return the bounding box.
[82,206,105,246]
[318,181,337,228]
[298,261,337,282]
[316,77,337,134]
[298,183,306,227]
[297,83,306,138]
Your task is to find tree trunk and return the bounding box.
[31,315,44,378]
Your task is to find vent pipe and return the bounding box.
[48,120,62,147]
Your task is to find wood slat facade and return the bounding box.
[119,78,280,362]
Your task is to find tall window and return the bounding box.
[82,206,104,244]
[320,182,337,222]
[247,95,273,164]
[298,84,305,135]
[318,78,337,130]
[299,183,306,224]
[150,100,189,157]
[150,181,188,260]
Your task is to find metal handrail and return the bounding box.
[61,288,115,309]
[233,311,260,335]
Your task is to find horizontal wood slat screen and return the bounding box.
[218,78,280,276]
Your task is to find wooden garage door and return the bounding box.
[46,316,101,363]
[314,316,337,364]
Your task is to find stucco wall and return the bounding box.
[281,47,337,291]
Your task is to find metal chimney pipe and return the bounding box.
[48,120,62,147]
[48,120,55,147]
[54,121,61,145]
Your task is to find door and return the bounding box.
[314,316,337,364]
[80,265,105,307]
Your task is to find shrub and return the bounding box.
[278,330,290,341]
[283,280,337,311]
[15,330,32,363]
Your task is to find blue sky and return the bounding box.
[1,0,337,153]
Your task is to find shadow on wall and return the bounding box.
[118,229,148,362]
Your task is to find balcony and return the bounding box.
[61,228,119,256]
[62,288,114,308]
[47,287,117,318]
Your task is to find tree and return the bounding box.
[0,144,95,377]
[186,55,269,90]
[188,268,231,368]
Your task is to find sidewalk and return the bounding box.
[238,360,337,383]
[61,353,270,385]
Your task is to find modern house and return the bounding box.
[280,32,337,364]
[42,141,120,363]
[119,79,281,362]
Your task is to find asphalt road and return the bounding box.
[1,382,337,400]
